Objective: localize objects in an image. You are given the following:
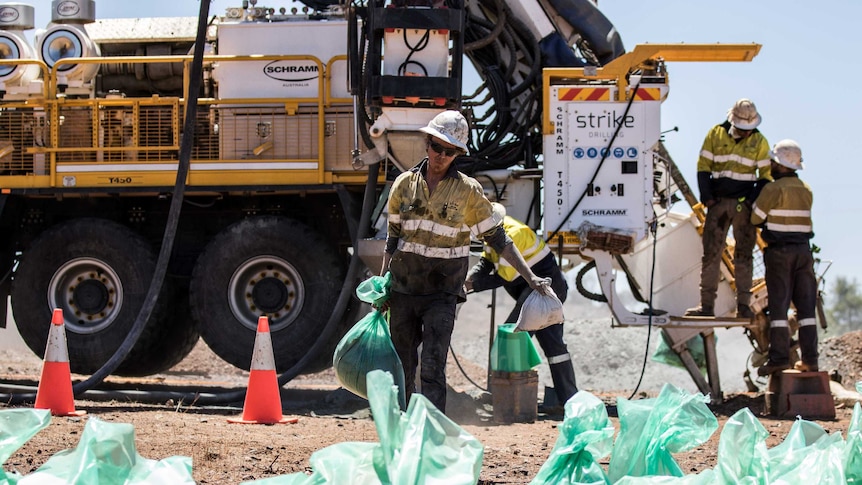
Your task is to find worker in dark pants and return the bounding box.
[685,99,771,318]
[751,139,818,376]
[382,111,546,414]
[466,203,578,412]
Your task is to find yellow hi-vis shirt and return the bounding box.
[697,122,771,200]
[481,216,551,282]
[751,173,813,246]
[386,160,507,297]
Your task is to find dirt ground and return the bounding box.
[2,301,862,483]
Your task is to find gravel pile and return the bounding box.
[820,329,862,386]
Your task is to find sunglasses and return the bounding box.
[428,140,460,157]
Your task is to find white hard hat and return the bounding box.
[491,202,506,222]
[419,110,469,154]
[770,139,804,170]
[727,98,762,130]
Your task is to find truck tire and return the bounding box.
[132,284,200,375]
[10,218,197,376]
[189,216,344,373]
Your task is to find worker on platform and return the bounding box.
[381,110,547,413]
[685,98,771,318]
[465,203,578,413]
[752,139,818,376]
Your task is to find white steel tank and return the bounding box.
[35,0,99,89]
[213,16,350,101]
[0,3,40,89]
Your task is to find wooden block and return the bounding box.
[783,394,836,419]
[781,370,830,394]
[767,370,835,419]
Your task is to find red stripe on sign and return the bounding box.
[559,88,580,101]
[635,88,658,100]
[587,88,607,100]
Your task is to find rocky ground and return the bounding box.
[1,294,861,483]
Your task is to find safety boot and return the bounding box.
[757,326,791,376]
[793,361,819,372]
[796,325,819,372]
[736,304,754,319]
[684,305,714,317]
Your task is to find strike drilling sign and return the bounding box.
[543,85,663,244]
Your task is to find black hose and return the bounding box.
[70,0,211,394]
[151,160,378,404]
[627,222,659,400]
[275,161,379,386]
[0,0,211,406]
[448,343,487,393]
[464,0,506,52]
[575,261,607,302]
[460,8,544,174]
[2,2,379,406]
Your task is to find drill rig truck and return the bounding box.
[0,0,791,397]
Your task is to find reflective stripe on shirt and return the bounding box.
[402,218,465,239]
[765,222,813,233]
[397,239,470,259]
[751,174,813,245]
[697,124,771,184]
[704,151,764,168]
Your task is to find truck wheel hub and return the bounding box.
[251,277,288,313]
[73,279,109,314]
[228,255,304,332]
[48,257,123,333]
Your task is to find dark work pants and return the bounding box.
[504,265,578,403]
[764,244,818,364]
[388,291,457,413]
[764,244,817,321]
[699,197,756,307]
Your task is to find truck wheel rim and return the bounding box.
[228,255,304,332]
[47,257,124,334]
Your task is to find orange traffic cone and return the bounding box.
[228,316,298,424]
[34,309,86,416]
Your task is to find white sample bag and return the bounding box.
[514,279,564,332]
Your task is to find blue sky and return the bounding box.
[24,0,862,286]
[598,1,862,288]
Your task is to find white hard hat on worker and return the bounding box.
[770,139,804,170]
[420,110,470,155]
[727,98,762,130]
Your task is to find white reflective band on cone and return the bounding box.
[249,331,276,371]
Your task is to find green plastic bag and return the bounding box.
[333,309,406,410]
[846,402,862,483]
[530,391,614,485]
[355,272,392,307]
[766,418,846,484]
[490,323,542,372]
[368,370,483,485]
[244,370,483,485]
[652,331,707,376]
[713,408,769,484]
[241,442,381,485]
[0,409,50,485]
[19,417,193,484]
[333,272,406,409]
[607,383,718,482]
[613,471,716,484]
